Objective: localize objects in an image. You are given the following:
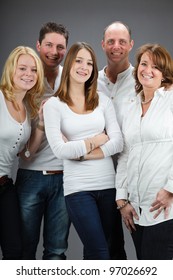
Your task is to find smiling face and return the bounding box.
[13,54,38,92]
[102,23,133,65]
[138,52,163,91]
[70,48,93,84]
[36,32,67,69]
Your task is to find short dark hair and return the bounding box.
[39,22,69,46]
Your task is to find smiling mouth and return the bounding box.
[77,71,87,76]
[22,79,33,82]
[111,52,121,56]
[142,74,153,79]
[47,56,58,61]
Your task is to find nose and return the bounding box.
[144,65,152,73]
[113,41,120,49]
[81,62,87,70]
[51,45,58,55]
[25,68,33,75]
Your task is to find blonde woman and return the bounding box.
[0,46,44,259]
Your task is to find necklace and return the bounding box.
[24,145,30,158]
[141,97,153,104]
[141,90,153,105]
[17,106,30,158]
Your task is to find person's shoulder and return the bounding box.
[98,66,106,77]
[98,67,105,73]
[59,65,63,73]
[0,90,4,102]
[98,91,111,103]
[44,96,59,107]
[167,84,173,91]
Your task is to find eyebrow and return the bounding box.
[76,56,93,62]
[18,63,36,68]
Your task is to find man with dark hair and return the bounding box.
[16,22,70,260]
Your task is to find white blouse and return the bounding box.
[0,91,31,177]
[116,87,173,226]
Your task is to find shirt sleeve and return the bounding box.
[115,141,129,200]
[164,97,173,193]
[100,97,123,157]
[43,97,87,160]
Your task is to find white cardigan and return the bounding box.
[43,92,123,196]
[116,87,173,226]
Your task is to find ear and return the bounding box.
[36,40,41,52]
[101,39,105,51]
[129,39,134,52]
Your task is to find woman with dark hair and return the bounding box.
[116,43,173,259]
[43,42,123,259]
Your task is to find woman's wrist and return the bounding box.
[85,138,96,153]
[116,199,129,210]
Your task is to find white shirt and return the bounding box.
[98,64,136,128]
[43,92,123,196]
[0,91,31,177]
[19,65,63,171]
[116,87,173,226]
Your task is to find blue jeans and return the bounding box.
[16,169,70,260]
[131,220,173,259]
[65,189,126,260]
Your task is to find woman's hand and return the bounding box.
[92,132,109,147]
[116,200,139,233]
[150,188,173,219]
[38,98,49,123]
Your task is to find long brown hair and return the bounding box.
[54,42,99,110]
[133,43,173,94]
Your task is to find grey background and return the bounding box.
[1,0,173,260]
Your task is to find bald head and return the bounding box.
[103,21,132,41]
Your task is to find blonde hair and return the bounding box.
[0,46,44,118]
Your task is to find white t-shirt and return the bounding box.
[43,92,123,196]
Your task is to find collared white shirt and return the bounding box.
[116,87,173,226]
[98,64,136,128]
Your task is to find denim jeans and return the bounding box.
[65,189,126,260]
[131,220,173,259]
[0,180,22,259]
[16,169,70,260]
